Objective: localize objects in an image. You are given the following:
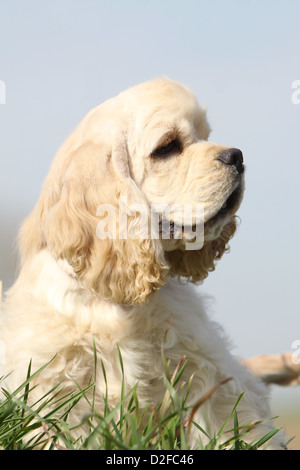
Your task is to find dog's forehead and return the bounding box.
[118,78,198,112]
[82,78,206,148]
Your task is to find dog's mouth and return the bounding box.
[207,184,243,224]
[157,184,243,248]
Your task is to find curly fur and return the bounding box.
[0,78,285,448]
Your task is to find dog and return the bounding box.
[0,78,285,448]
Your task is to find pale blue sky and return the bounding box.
[0,0,299,408]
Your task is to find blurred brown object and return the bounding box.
[242,353,300,386]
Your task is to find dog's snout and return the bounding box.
[217,148,244,174]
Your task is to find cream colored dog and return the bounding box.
[0,78,284,448]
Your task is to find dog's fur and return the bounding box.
[0,78,284,448]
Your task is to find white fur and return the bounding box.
[0,78,285,449]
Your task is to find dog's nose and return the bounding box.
[217,148,244,174]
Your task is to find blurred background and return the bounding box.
[0,0,299,448]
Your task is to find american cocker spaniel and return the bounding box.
[0,78,285,448]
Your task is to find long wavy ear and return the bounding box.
[19,139,168,305]
[165,219,237,282]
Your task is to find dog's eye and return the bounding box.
[152,139,182,158]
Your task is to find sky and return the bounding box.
[0,0,299,412]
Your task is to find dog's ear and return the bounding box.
[19,139,168,305]
[165,219,237,282]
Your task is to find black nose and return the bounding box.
[217,148,244,174]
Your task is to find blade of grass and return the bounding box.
[21,360,32,419]
[252,427,281,449]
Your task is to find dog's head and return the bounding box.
[20,78,244,304]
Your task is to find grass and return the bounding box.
[0,349,282,450]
